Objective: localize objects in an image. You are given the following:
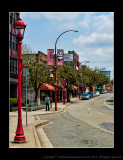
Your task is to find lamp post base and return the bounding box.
[14,134,26,142]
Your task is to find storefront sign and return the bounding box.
[64,54,73,62]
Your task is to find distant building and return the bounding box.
[64,50,79,70]
[100,68,111,80]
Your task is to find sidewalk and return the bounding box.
[9,97,79,148]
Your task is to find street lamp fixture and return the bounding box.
[49,69,54,78]
[54,30,78,111]
[13,17,27,142]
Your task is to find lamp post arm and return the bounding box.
[55,30,77,49]
[55,30,78,65]
[54,29,78,111]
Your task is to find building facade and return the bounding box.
[9,12,21,98]
[22,51,64,105]
[100,70,111,80]
[64,50,79,70]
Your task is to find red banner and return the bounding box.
[57,49,64,65]
[47,49,54,65]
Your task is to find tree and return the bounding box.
[96,72,110,88]
[22,43,52,105]
[22,54,51,104]
[57,64,78,102]
[111,79,114,85]
[22,43,33,54]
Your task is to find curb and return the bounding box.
[32,99,79,148]
[32,120,50,148]
[36,122,54,148]
[32,100,74,117]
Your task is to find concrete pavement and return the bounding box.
[9,97,79,148]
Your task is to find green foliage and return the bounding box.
[110,79,114,85]
[57,64,110,90]
[57,65,78,89]
[22,53,53,103]
[10,98,18,106]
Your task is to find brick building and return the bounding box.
[9,12,21,98]
[65,50,79,70]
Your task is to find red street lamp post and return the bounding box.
[54,30,78,111]
[13,17,27,142]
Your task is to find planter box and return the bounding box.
[11,104,46,112]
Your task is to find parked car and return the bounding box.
[100,89,106,94]
[81,93,90,100]
[87,92,93,98]
[95,91,100,96]
[91,92,96,97]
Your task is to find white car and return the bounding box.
[95,91,100,96]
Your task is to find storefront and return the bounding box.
[40,83,65,103]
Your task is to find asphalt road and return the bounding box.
[37,93,114,148]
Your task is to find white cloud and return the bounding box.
[73,32,113,47]
[22,12,42,20]
[22,12,114,70]
[76,46,113,64]
[79,13,91,29]
[92,13,114,33]
[41,12,81,21]
[23,12,81,21]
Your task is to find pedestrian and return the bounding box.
[45,95,50,111]
[50,96,53,108]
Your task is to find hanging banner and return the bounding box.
[57,49,64,65]
[47,49,54,65]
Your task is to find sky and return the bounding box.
[22,12,114,80]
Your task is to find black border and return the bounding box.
[7,6,122,159]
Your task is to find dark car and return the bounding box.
[81,93,90,100]
[87,92,93,98]
[100,89,106,94]
[91,92,96,97]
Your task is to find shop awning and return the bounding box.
[40,83,55,90]
[73,86,78,89]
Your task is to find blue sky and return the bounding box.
[22,12,114,80]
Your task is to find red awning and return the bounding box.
[40,83,55,90]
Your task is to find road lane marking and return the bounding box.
[97,112,104,115]
[104,95,114,109]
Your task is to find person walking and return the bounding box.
[45,95,50,111]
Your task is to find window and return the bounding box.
[10,58,18,74]
[12,34,18,51]
[9,12,19,25]
[15,13,19,21]
[9,12,12,24]
[9,32,12,49]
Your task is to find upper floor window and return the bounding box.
[10,58,18,74]
[9,12,19,25]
